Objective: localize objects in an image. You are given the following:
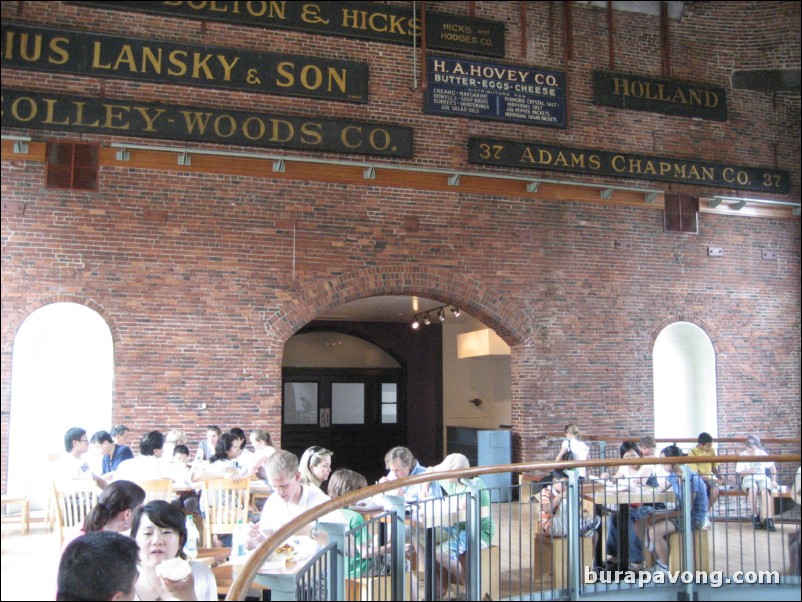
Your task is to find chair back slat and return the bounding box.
[201,478,250,548]
[53,480,101,547]
[137,478,174,503]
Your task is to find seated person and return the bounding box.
[425,453,495,599]
[229,428,254,474]
[539,470,600,537]
[328,468,396,579]
[378,446,442,504]
[248,429,276,482]
[688,432,724,521]
[90,430,134,480]
[601,442,654,569]
[736,434,777,531]
[83,480,146,536]
[113,431,167,483]
[194,425,221,463]
[300,446,334,492]
[57,531,140,601]
[647,445,708,574]
[59,427,107,490]
[191,433,247,483]
[248,450,345,549]
[130,500,217,601]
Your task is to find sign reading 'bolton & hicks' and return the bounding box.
[1,89,413,158]
[69,1,506,58]
[593,71,727,121]
[469,138,789,193]
[1,23,368,103]
[426,56,566,127]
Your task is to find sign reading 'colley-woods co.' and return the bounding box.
[68,1,506,58]
[593,71,727,121]
[1,23,368,103]
[469,138,789,193]
[1,89,412,158]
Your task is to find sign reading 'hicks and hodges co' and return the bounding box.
[1,23,368,102]
[1,89,413,158]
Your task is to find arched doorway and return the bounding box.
[8,302,114,508]
[653,321,718,439]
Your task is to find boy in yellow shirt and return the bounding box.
[688,432,723,522]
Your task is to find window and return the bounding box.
[663,194,698,233]
[46,142,99,191]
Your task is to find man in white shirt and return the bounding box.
[248,450,344,548]
[59,427,106,489]
[113,431,166,483]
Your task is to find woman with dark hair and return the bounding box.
[83,480,146,534]
[647,445,708,574]
[131,500,217,601]
[192,433,246,482]
[602,441,654,569]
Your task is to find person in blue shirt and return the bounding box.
[647,445,708,574]
[91,430,134,477]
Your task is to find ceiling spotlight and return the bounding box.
[411,317,420,329]
[438,308,445,322]
[423,313,431,325]
[451,307,461,317]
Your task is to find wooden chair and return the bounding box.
[137,478,174,503]
[52,480,101,547]
[201,478,250,548]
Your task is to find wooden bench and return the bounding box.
[345,569,414,601]
[668,529,710,573]
[533,532,595,588]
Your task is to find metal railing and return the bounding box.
[227,454,800,601]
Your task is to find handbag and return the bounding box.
[563,441,574,462]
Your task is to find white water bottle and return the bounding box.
[184,514,199,559]
[232,518,248,558]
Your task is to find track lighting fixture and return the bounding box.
[411,305,461,329]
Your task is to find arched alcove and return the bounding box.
[653,321,718,440]
[8,302,114,509]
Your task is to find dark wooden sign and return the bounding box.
[69,1,505,58]
[593,71,727,121]
[426,56,566,127]
[2,89,412,158]
[1,23,368,103]
[469,138,789,193]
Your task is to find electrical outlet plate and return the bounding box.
[614,240,632,250]
[708,247,724,257]
[762,250,778,260]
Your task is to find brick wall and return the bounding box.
[2,1,800,490]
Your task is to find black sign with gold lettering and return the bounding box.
[69,1,505,58]
[1,89,412,157]
[1,23,368,103]
[593,71,727,121]
[469,138,789,193]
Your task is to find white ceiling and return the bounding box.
[316,295,470,323]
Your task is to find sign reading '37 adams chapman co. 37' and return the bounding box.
[1,23,368,102]
[1,89,413,158]
[469,138,790,193]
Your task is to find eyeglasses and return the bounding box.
[79,438,89,442]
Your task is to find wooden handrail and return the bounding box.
[543,435,801,445]
[225,453,800,600]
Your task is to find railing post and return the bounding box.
[464,479,481,600]
[380,494,408,601]
[680,465,695,601]
[320,522,345,601]
[566,469,581,600]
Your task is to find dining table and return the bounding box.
[587,484,675,571]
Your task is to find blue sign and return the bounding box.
[426,56,566,127]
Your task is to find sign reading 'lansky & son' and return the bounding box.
[426,56,566,127]
[1,89,412,158]
[593,71,727,121]
[468,138,789,193]
[1,23,368,103]
[69,1,506,58]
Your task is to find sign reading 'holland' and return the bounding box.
[1,23,368,103]
[468,138,790,193]
[426,56,566,127]
[593,71,727,121]
[1,89,412,158]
